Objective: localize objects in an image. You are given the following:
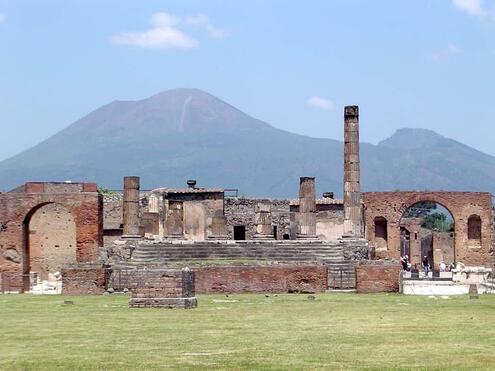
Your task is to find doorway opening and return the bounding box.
[233,225,246,240]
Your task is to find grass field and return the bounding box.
[1,293,495,370]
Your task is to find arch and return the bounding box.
[467,214,482,242]
[374,216,388,251]
[22,202,77,292]
[398,197,456,226]
[399,200,455,271]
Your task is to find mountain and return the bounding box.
[1,88,495,197]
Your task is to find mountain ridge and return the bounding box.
[1,88,494,197]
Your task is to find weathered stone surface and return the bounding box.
[356,263,401,293]
[194,265,327,294]
[61,265,107,295]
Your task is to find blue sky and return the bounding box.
[1,0,495,161]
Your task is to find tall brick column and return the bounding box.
[123,176,142,237]
[343,106,363,238]
[297,177,317,239]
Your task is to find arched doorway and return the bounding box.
[23,203,77,292]
[399,201,455,272]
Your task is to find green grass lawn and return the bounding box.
[1,293,495,370]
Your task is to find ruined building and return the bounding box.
[0,106,493,295]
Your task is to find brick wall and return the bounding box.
[61,266,107,295]
[356,264,401,293]
[194,265,327,294]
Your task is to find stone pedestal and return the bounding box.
[128,267,197,309]
[296,177,317,239]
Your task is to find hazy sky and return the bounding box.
[1,0,495,161]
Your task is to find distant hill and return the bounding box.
[1,88,495,198]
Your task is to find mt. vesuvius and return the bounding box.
[1,88,495,197]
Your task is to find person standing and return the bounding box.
[423,255,430,277]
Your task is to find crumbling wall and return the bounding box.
[224,198,291,239]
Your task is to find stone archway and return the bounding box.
[399,201,455,270]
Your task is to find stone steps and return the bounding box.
[132,242,345,264]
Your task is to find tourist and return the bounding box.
[423,256,430,277]
[400,255,408,271]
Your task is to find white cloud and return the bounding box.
[432,43,462,60]
[306,96,336,111]
[0,13,6,24]
[109,12,227,50]
[452,0,487,17]
[186,14,228,40]
[109,12,198,49]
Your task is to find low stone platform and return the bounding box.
[128,267,197,309]
[402,280,472,296]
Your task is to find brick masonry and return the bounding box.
[61,266,107,295]
[129,268,197,308]
[356,263,401,293]
[363,192,494,266]
[194,265,328,294]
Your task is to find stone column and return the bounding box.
[123,176,142,237]
[148,193,159,213]
[297,177,317,239]
[343,106,363,238]
[164,200,184,239]
[254,201,273,239]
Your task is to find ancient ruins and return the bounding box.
[1,106,493,303]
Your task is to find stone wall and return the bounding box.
[224,198,291,239]
[194,265,328,293]
[61,266,107,295]
[356,263,401,293]
[363,192,494,267]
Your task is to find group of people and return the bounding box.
[400,255,455,275]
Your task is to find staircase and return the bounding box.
[111,240,357,290]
